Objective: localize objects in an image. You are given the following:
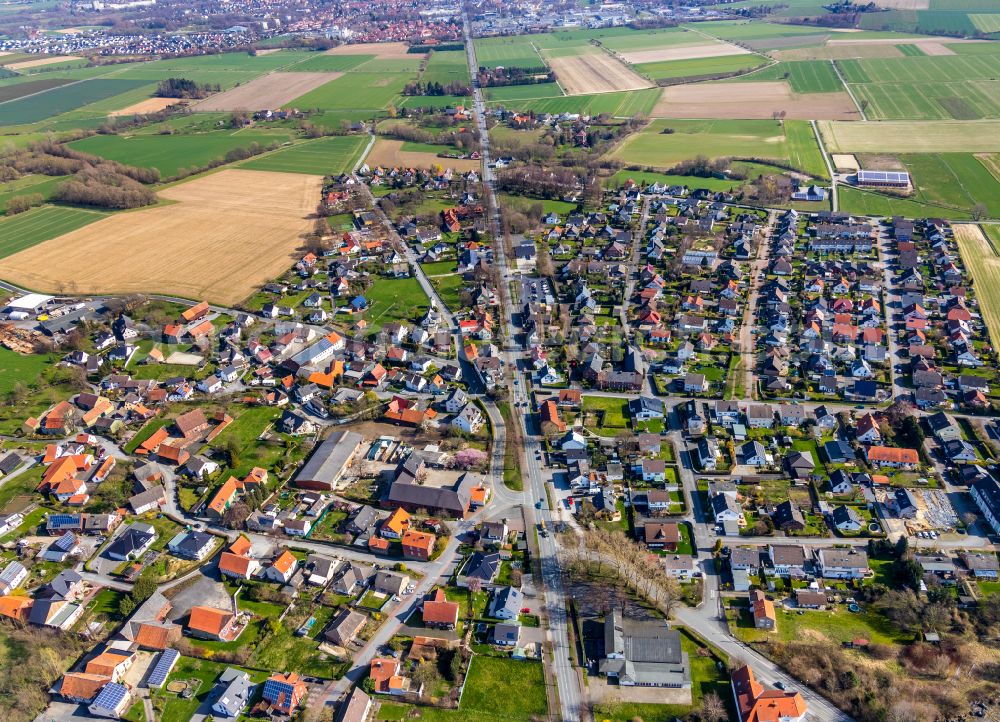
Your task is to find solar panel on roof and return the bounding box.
[93,682,128,708]
[147,649,180,688]
[262,678,291,702]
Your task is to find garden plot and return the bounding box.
[652,81,858,120]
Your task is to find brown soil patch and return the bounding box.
[193,71,340,112]
[917,41,956,56]
[0,169,323,305]
[857,153,905,170]
[325,41,420,59]
[365,139,481,172]
[652,81,859,120]
[109,97,184,117]
[254,48,281,56]
[547,51,653,95]
[5,55,79,70]
[620,42,751,65]
[801,629,830,642]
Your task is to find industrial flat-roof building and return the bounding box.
[856,170,910,189]
[294,430,364,491]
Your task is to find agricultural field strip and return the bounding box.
[0,169,323,305]
[954,224,1000,348]
[818,119,1000,153]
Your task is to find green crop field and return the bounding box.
[0,206,107,259]
[600,26,708,52]
[484,82,563,101]
[634,54,764,81]
[291,72,411,111]
[734,59,845,93]
[785,119,830,178]
[0,78,149,126]
[611,118,826,176]
[838,185,970,220]
[485,88,660,116]
[970,14,1000,32]
[474,37,545,69]
[838,52,1000,120]
[0,76,75,103]
[240,135,369,175]
[687,19,830,44]
[897,43,927,57]
[895,152,1000,216]
[68,131,292,178]
[285,54,375,72]
[420,50,470,86]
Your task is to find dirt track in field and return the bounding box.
[620,42,751,65]
[109,97,184,117]
[0,169,323,305]
[547,51,653,95]
[365,139,481,172]
[325,42,421,59]
[652,81,859,120]
[193,71,340,111]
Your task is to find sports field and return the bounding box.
[0,206,106,260]
[955,223,1000,348]
[420,50,470,86]
[474,36,545,69]
[818,119,1000,153]
[68,131,293,178]
[0,169,323,304]
[838,52,1000,120]
[0,77,149,126]
[240,135,370,175]
[609,119,828,178]
[485,82,562,102]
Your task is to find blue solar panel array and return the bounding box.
[92,682,128,710]
[147,649,180,688]
[262,677,292,703]
[857,170,910,184]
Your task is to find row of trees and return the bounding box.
[402,80,472,97]
[55,164,157,210]
[562,528,682,615]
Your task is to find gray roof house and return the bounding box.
[598,610,691,689]
[489,586,523,620]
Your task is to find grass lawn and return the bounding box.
[728,599,907,645]
[428,273,466,312]
[206,405,294,478]
[156,656,268,722]
[459,657,547,720]
[582,395,628,428]
[0,348,54,396]
[360,276,430,333]
[250,621,340,678]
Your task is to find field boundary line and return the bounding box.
[0,76,91,108]
[533,42,567,96]
[831,59,866,120]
